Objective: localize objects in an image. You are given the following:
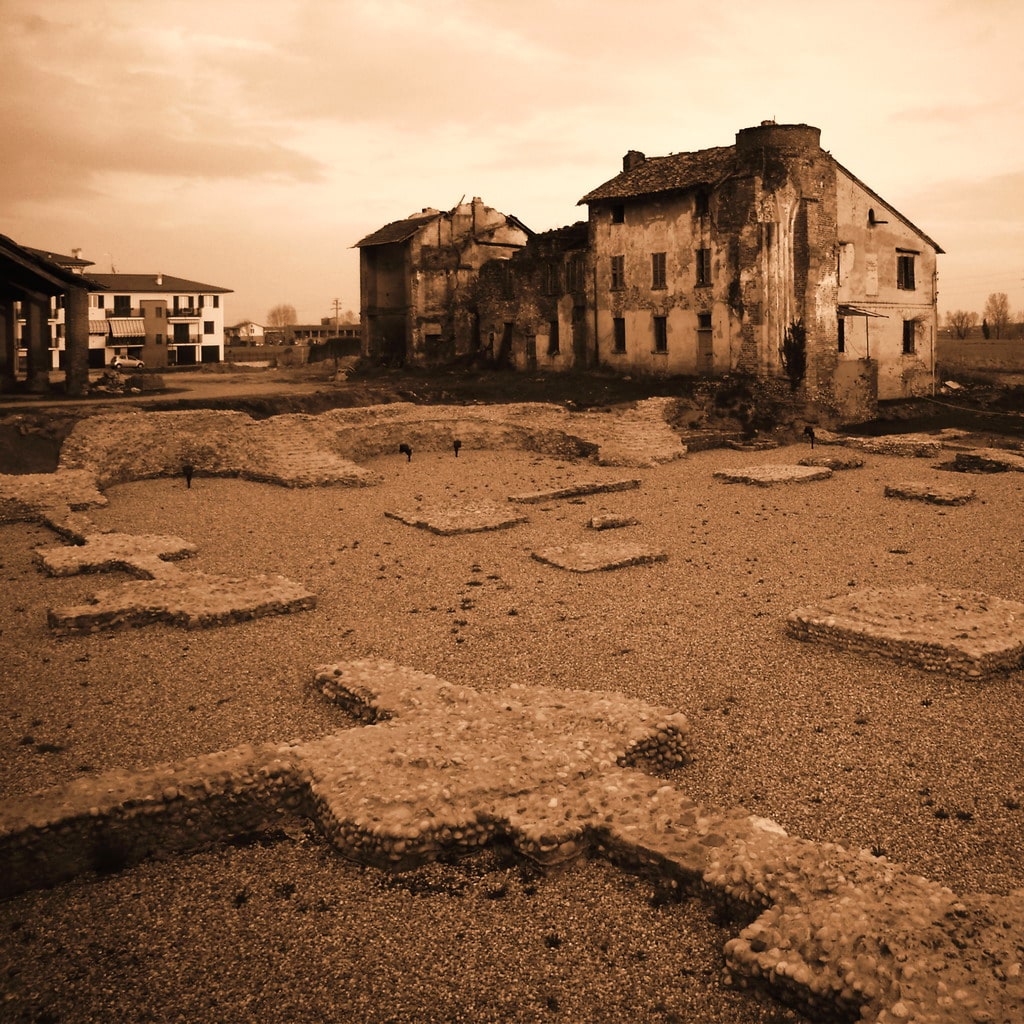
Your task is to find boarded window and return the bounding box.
[651,252,666,290]
[611,255,625,290]
[696,249,712,286]
[566,255,586,292]
[653,316,667,353]
[613,317,626,353]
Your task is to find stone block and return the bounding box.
[799,452,865,470]
[508,478,641,503]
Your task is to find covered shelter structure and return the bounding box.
[0,234,104,396]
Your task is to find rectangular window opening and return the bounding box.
[547,319,560,356]
[696,248,712,287]
[613,317,626,353]
[897,254,916,290]
[838,317,845,353]
[611,204,625,224]
[610,255,625,291]
[902,320,917,354]
[653,316,667,353]
[651,252,666,290]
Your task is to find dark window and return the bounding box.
[610,255,625,290]
[155,307,162,318]
[501,263,515,299]
[611,204,625,224]
[96,294,105,309]
[695,191,709,217]
[566,255,586,292]
[213,295,219,308]
[156,333,163,345]
[613,317,626,353]
[897,253,916,290]
[697,313,712,330]
[653,316,667,353]
[113,295,131,315]
[651,252,666,290]
[838,317,845,353]
[548,319,560,356]
[696,248,712,286]
[199,295,205,309]
[543,263,561,295]
[902,320,916,354]
[204,321,215,335]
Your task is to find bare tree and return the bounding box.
[946,310,978,339]
[983,293,1011,339]
[266,304,297,328]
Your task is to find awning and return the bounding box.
[108,318,146,337]
[839,304,888,318]
[89,320,109,335]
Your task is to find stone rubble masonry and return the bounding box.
[0,468,107,541]
[713,464,833,486]
[508,478,641,503]
[884,483,976,506]
[531,541,668,572]
[46,571,317,635]
[798,451,866,470]
[1,659,1021,1023]
[953,448,1024,474]
[842,434,945,458]
[587,514,640,530]
[787,585,1024,679]
[384,502,529,535]
[55,398,688,489]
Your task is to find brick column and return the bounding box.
[23,292,52,394]
[64,285,90,397]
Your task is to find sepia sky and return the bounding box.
[2,0,1022,326]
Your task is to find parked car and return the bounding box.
[111,354,145,369]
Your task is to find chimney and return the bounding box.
[156,273,163,286]
[71,247,82,259]
[622,150,646,173]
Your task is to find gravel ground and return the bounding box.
[2,440,1024,1023]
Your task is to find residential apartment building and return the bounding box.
[17,250,231,370]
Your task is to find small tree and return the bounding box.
[983,293,1011,339]
[946,310,978,339]
[779,319,807,389]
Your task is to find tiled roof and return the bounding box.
[87,274,232,293]
[578,145,737,204]
[23,246,94,269]
[355,213,440,248]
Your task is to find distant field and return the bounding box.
[937,334,1024,373]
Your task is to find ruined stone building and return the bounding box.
[355,197,531,365]
[356,123,942,417]
[576,121,942,414]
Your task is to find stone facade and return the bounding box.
[356,198,530,366]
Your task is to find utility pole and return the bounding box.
[331,297,342,337]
